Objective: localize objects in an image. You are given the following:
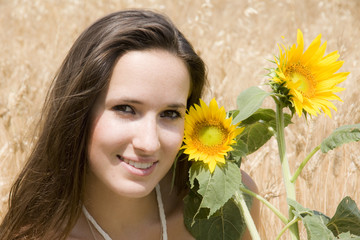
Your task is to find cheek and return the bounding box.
[87,124,107,165]
[87,114,126,160]
[162,124,185,155]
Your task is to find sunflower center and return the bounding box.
[286,62,316,98]
[198,125,225,146]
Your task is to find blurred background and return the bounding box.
[1,0,359,238]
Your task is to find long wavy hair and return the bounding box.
[0,9,206,240]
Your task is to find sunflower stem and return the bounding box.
[291,145,321,183]
[275,101,300,240]
[275,216,301,240]
[234,191,261,240]
[240,186,288,224]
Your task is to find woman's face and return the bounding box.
[87,49,190,198]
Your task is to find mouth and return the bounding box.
[117,155,157,170]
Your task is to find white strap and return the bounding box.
[82,205,112,240]
[156,184,168,240]
[82,184,168,240]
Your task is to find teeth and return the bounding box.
[121,157,154,169]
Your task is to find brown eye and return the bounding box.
[160,110,181,119]
[112,105,135,114]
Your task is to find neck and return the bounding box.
[83,173,161,238]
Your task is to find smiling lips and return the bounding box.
[117,155,156,170]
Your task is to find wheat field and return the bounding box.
[1,0,359,239]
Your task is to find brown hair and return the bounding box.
[0,9,206,240]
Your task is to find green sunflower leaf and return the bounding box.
[288,199,335,240]
[234,108,292,155]
[302,215,336,240]
[238,122,273,155]
[188,161,242,220]
[184,189,247,240]
[320,124,360,153]
[337,232,360,239]
[233,86,271,124]
[288,197,360,239]
[327,196,360,237]
[240,108,292,129]
[229,138,248,165]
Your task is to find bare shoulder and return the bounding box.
[240,169,260,240]
[160,174,194,239]
[66,236,82,240]
[241,169,258,193]
[66,212,94,240]
[66,232,87,240]
[166,204,194,240]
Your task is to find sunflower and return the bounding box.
[181,98,244,173]
[272,29,349,117]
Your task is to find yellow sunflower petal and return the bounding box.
[302,33,322,62]
[289,29,304,62]
[292,98,304,116]
[273,30,349,117]
[306,41,327,66]
[182,98,243,173]
[208,160,217,173]
[318,51,340,66]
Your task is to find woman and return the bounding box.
[0,10,258,239]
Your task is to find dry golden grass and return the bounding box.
[1,0,359,239]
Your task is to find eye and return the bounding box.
[160,110,182,119]
[112,105,135,114]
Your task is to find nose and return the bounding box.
[132,116,161,154]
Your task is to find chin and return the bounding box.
[113,181,157,198]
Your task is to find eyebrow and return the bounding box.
[167,103,187,109]
[111,98,186,109]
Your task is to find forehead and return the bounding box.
[105,49,191,104]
